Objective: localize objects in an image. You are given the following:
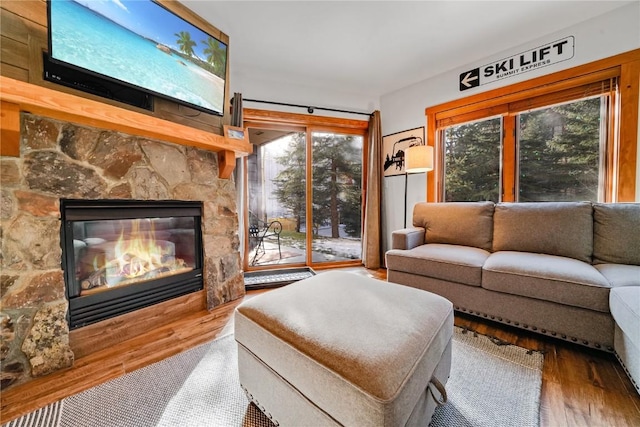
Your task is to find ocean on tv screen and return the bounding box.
[51,0,226,114]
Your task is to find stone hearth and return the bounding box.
[0,114,245,389]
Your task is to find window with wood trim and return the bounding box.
[440,79,615,202]
[426,50,640,203]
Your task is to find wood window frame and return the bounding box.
[426,49,640,202]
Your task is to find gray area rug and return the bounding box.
[3,327,543,427]
[429,328,543,427]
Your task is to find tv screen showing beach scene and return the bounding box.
[48,0,228,116]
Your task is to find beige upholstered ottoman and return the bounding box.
[234,271,453,426]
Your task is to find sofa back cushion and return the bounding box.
[593,203,640,265]
[493,202,593,263]
[412,202,494,251]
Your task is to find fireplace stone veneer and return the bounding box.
[0,114,245,389]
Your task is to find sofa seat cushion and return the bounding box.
[386,243,490,287]
[594,264,640,287]
[610,286,640,350]
[482,251,611,312]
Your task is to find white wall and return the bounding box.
[381,2,639,134]
[380,2,640,255]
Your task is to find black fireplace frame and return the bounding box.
[61,199,204,329]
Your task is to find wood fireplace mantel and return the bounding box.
[0,76,252,179]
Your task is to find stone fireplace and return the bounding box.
[0,113,245,389]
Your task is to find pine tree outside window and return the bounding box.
[441,95,608,203]
[443,117,502,202]
[517,97,606,202]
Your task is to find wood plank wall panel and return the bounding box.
[0,63,28,81]
[1,37,29,70]
[1,0,47,27]
[0,5,36,43]
[0,0,229,133]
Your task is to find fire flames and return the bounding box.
[111,220,168,279]
[81,219,189,291]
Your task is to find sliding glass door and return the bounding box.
[310,131,363,263]
[244,122,365,270]
[246,128,307,267]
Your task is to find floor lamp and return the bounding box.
[403,144,434,228]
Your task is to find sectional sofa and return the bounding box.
[385,201,640,393]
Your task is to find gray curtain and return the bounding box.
[231,92,244,264]
[363,110,383,268]
[231,93,243,127]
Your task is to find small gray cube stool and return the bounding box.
[235,271,453,426]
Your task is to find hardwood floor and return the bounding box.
[2,266,639,426]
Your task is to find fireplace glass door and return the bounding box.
[72,217,197,294]
[62,200,203,328]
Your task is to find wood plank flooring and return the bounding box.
[2,266,639,426]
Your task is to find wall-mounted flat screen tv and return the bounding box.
[47,0,228,116]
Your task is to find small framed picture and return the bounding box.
[383,127,425,176]
[224,125,247,141]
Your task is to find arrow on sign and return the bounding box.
[459,68,480,91]
[461,72,478,87]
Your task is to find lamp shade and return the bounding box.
[405,145,434,173]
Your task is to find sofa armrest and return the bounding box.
[392,227,425,250]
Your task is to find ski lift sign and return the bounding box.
[459,36,574,91]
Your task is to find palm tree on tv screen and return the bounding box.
[202,37,227,77]
[175,31,196,58]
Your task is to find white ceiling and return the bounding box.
[182,1,634,99]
